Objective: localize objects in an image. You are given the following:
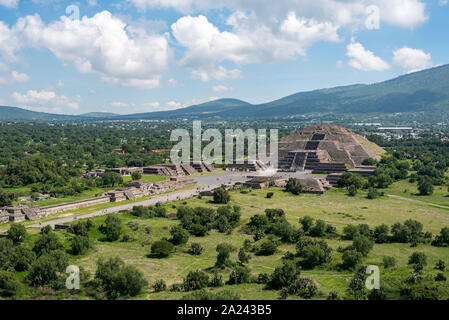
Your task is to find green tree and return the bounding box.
[103,215,122,241]
[189,243,204,256]
[238,248,251,264]
[7,224,27,243]
[170,225,189,245]
[256,241,277,256]
[8,246,36,272]
[94,256,147,298]
[213,187,230,204]
[418,175,434,195]
[183,270,209,291]
[408,252,427,267]
[268,261,299,290]
[341,249,363,270]
[0,271,21,297]
[215,243,235,268]
[151,240,174,258]
[353,235,374,256]
[71,235,91,255]
[131,171,142,181]
[228,265,251,285]
[32,231,64,257]
[285,178,303,195]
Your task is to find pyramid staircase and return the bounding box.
[22,207,40,221]
[180,163,198,175]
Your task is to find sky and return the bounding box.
[0,0,448,115]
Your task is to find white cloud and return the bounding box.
[0,0,18,8]
[212,85,232,92]
[11,70,30,83]
[130,0,428,29]
[439,0,448,5]
[167,78,182,88]
[109,101,129,108]
[346,39,390,71]
[171,13,338,81]
[392,47,433,73]
[12,89,80,112]
[9,11,169,89]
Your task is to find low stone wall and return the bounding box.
[41,196,111,216]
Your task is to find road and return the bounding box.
[387,194,449,210]
[28,172,251,229]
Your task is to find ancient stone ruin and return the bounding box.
[0,176,195,224]
[278,124,384,174]
[224,160,268,172]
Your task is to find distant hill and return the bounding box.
[81,112,118,118]
[1,64,449,122]
[0,106,78,121]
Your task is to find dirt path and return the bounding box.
[387,194,449,210]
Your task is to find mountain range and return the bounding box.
[1,64,449,122]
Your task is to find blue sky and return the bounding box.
[0,0,447,115]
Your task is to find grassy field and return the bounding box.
[385,179,449,207]
[16,185,449,300]
[11,175,168,208]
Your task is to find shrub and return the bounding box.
[213,188,230,204]
[189,243,204,256]
[94,257,147,298]
[131,171,142,181]
[210,271,224,287]
[373,224,390,243]
[418,175,434,195]
[341,249,363,270]
[435,260,446,271]
[153,279,167,292]
[353,235,374,256]
[287,278,317,299]
[299,216,314,233]
[256,241,277,256]
[238,248,251,264]
[8,246,36,272]
[68,220,93,236]
[27,253,66,286]
[268,261,299,290]
[170,225,189,245]
[7,224,27,243]
[266,192,274,199]
[343,225,359,240]
[0,238,13,268]
[309,220,327,237]
[285,178,302,195]
[32,231,64,257]
[215,243,235,268]
[367,187,379,199]
[299,243,330,269]
[127,221,139,231]
[0,271,21,297]
[383,256,397,269]
[151,240,174,258]
[257,273,270,284]
[71,235,91,255]
[144,226,152,234]
[190,224,208,237]
[408,252,427,267]
[435,273,447,282]
[432,227,449,247]
[103,215,122,241]
[183,270,209,291]
[228,266,251,285]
